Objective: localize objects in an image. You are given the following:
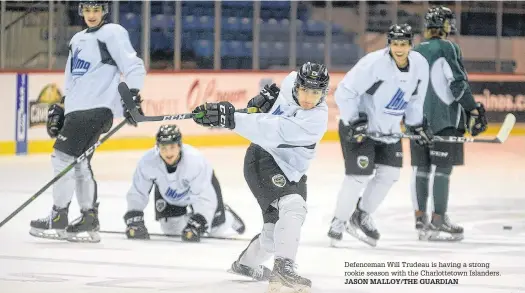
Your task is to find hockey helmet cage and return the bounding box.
[156,125,182,145]
[387,24,414,44]
[78,0,109,16]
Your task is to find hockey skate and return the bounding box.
[225,205,246,235]
[415,213,430,241]
[66,203,100,243]
[327,217,344,247]
[428,214,464,242]
[267,257,311,293]
[345,207,380,247]
[29,205,69,240]
[228,260,272,281]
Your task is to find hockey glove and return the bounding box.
[46,103,65,138]
[192,102,236,129]
[124,210,150,240]
[247,83,280,113]
[342,112,368,143]
[122,88,143,127]
[407,118,434,146]
[467,102,488,136]
[182,213,208,242]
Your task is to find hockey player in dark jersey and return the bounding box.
[410,7,488,241]
[29,1,146,243]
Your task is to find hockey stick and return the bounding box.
[99,230,248,241]
[0,120,127,229]
[118,82,258,122]
[369,113,516,144]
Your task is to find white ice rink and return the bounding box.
[0,138,524,293]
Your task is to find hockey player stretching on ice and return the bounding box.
[123,125,246,242]
[29,0,146,243]
[410,7,487,241]
[191,62,329,292]
[327,24,431,247]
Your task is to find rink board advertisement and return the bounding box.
[0,72,524,155]
[15,73,28,155]
[470,81,525,122]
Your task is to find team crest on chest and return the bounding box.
[271,174,287,187]
[165,187,190,200]
[384,88,408,116]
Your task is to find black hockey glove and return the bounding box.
[341,112,368,143]
[407,118,434,146]
[247,83,280,113]
[46,103,65,138]
[124,210,150,240]
[192,101,236,129]
[182,213,207,242]
[467,102,488,136]
[122,88,143,127]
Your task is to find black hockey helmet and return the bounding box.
[296,62,329,90]
[293,62,330,104]
[437,6,457,34]
[424,7,448,30]
[78,0,109,16]
[387,24,414,44]
[156,125,182,146]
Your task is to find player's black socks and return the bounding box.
[414,166,431,211]
[432,166,453,215]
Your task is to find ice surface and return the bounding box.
[0,138,524,293]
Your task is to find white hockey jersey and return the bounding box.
[233,72,329,182]
[64,23,146,116]
[335,47,429,143]
[126,144,217,222]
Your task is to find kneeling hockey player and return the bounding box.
[123,124,246,242]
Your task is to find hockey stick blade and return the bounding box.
[118,82,258,122]
[495,113,516,143]
[118,82,148,122]
[99,230,247,241]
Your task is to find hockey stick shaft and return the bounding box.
[99,230,247,241]
[0,120,127,229]
[118,82,258,122]
[369,132,498,143]
[369,113,516,144]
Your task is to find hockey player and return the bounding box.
[29,0,146,243]
[410,7,488,241]
[327,24,431,247]
[191,62,329,292]
[123,124,246,242]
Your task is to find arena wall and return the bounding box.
[0,71,524,155]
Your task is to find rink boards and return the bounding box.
[0,71,524,155]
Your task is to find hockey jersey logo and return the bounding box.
[272,105,284,115]
[71,48,91,76]
[165,187,190,200]
[384,88,408,116]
